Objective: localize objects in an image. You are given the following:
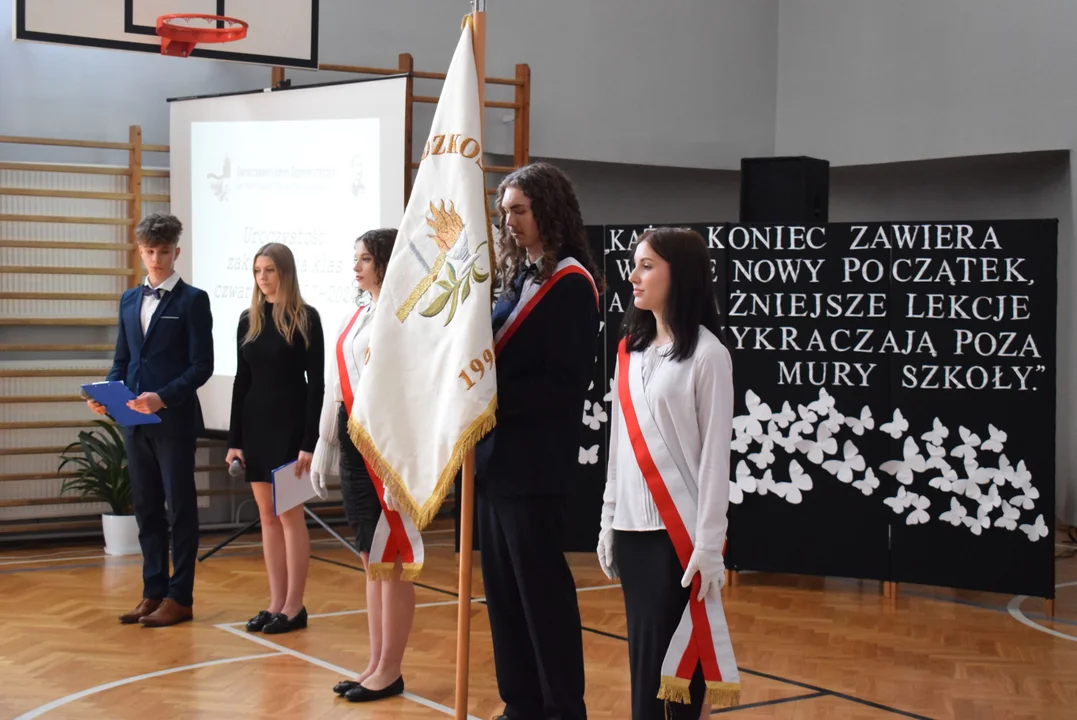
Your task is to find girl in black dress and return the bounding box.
[226,241,324,635]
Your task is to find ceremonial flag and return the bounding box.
[349,19,496,532]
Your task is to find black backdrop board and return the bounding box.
[453,218,1057,600]
[877,220,1058,598]
[562,225,612,552]
[721,223,893,580]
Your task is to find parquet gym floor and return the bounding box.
[1,520,1075,719]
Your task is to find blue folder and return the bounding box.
[80,381,162,427]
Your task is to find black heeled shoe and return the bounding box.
[245,610,274,632]
[262,607,308,634]
[344,676,404,702]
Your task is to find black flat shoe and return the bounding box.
[245,610,274,632]
[334,680,360,695]
[344,676,404,702]
[262,607,308,634]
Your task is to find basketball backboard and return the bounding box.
[12,0,318,68]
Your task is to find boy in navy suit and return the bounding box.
[87,213,214,627]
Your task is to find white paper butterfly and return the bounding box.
[880,409,909,439]
[807,388,836,416]
[732,390,772,439]
[962,504,991,536]
[772,459,813,504]
[852,468,880,496]
[845,406,874,436]
[980,424,1007,453]
[905,494,931,525]
[1019,514,1048,542]
[822,440,866,484]
[770,401,796,429]
[578,445,599,465]
[879,436,928,486]
[950,426,982,461]
[995,501,1020,531]
[939,497,968,527]
[795,424,838,465]
[920,418,949,446]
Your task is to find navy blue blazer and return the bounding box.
[475,271,600,496]
[106,278,214,437]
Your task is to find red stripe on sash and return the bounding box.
[335,305,366,411]
[616,338,724,683]
[335,304,413,564]
[494,265,598,356]
[363,458,415,564]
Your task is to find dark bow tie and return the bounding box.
[141,285,164,299]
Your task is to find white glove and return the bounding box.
[310,469,329,500]
[680,544,726,601]
[597,527,617,580]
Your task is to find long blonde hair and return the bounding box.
[244,242,311,348]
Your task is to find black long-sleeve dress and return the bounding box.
[228,302,325,485]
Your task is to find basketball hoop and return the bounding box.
[156,14,248,57]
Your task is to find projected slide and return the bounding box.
[190,118,380,378]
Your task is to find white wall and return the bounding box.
[1,0,779,170]
[775,0,1077,166]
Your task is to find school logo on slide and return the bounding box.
[206,156,231,201]
[395,199,488,325]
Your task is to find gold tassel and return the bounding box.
[705,681,741,708]
[367,563,394,581]
[400,563,423,582]
[656,676,692,705]
[347,394,497,532]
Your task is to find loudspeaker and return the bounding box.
[739,156,830,223]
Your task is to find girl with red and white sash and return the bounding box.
[598,227,740,718]
[310,228,420,703]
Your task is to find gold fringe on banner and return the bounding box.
[348,393,498,531]
[705,681,741,708]
[368,562,424,582]
[657,675,692,705]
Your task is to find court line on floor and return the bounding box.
[1008,580,1077,642]
[312,556,930,719]
[13,652,282,720]
[215,623,482,719]
[711,691,827,714]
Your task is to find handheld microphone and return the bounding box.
[228,459,244,477]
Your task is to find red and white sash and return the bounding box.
[337,305,425,581]
[493,257,599,356]
[616,338,740,708]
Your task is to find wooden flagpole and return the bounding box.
[455,4,485,719]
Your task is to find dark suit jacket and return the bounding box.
[475,271,600,496]
[106,279,214,437]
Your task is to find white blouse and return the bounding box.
[601,328,734,540]
[311,301,376,480]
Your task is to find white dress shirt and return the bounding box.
[602,328,735,536]
[140,272,181,336]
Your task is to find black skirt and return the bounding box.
[336,402,381,553]
[615,529,706,720]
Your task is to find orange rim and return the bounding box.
[155,14,248,44]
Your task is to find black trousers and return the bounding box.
[478,491,587,720]
[615,530,705,720]
[125,427,199,607]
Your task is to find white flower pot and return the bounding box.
[102,513,141,556]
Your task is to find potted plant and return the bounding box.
[58,420,140,556]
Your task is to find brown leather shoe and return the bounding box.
[119,598,161,624]
[139,598,193,627]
